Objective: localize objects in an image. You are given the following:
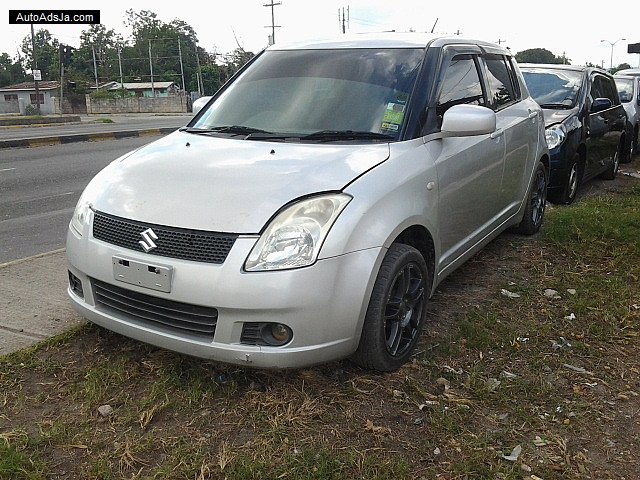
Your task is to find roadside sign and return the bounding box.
[32,69,41,81]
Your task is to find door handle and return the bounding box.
[528,111,538,119]
[490,129,504,139]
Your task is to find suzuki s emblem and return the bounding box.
[139,228,158,252]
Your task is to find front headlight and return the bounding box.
[545,124,567,150]
[244,193,352,271]
[70,197,93,235]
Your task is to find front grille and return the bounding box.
[92,279,218,339]
[92,211,237,264]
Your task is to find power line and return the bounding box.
[263,1,281,45]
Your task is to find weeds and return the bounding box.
[1,178,639,478]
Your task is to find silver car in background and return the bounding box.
[67,33,549,372]
[615,74,640,158]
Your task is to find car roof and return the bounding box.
[519,63,613,77]
[268,32,508,53]
[519,63,601,72]
[615,68,640,76]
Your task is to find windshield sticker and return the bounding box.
[381,102,405,132]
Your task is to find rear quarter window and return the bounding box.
[484,54,517,110]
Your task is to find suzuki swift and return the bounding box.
[67,33,549,372]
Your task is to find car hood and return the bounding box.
[85,131,390,233]
[540,107,578,128]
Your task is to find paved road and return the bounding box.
[0,114,192,141]
[0,135,164,263]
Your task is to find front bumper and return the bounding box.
[66,225,383,369]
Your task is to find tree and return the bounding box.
[515,48,568,65]
[20,28,60,80]
[199,64,223,94]
[120,9,204,90]
[612,63,631,74]
[68,24,122,85]
[220,47,255,84]
[0,53,26,87]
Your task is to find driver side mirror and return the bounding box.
[591,97,612,113]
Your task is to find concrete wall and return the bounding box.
[0,100,19,114]
[0,91,54,115]
[86,95,189,114]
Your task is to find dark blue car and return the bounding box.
[520,64,628,204]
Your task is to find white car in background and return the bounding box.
[192,95,212,115]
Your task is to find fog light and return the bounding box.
[240,322,293,346]
[271,323,291,343]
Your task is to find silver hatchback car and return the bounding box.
[67,33,549,372]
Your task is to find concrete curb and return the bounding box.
[0,127,178,149]
[0,249,85,356]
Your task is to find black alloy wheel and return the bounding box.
[351,244,430,372]
[512,161,548,235]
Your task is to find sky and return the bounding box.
[3,1,640,69]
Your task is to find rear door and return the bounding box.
[480,52,539,217]
[587,73,625,176]
[427,46,505,271]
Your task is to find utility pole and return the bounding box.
[91,45,99,89]
[193,40,203,95]
[496,39,506,45]
[148,40,155,97]
[339,6,349,34]
[59,45,64,114]
[263,1,281,45]
[30,23,41,115]
[178,39,185,92]
[117,45,124,89]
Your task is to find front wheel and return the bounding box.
[600,143,620,180]
[548,155,580,205]
[512,161,548,235]
[351,244,430,372]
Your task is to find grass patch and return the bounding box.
[1,174,640,478]
[0,442,47,480]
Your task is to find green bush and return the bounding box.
[89,88,132,99]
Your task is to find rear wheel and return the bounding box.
[548,155,581,205]
[351,244,430,372]
[600,143,620,180]
[512,161,547,235]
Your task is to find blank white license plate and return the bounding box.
[112,256,172,293]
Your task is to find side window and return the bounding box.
[601,77,618,104]
[436,54,485,121]
[506,57,522,100]
[485,54,516,110]
[591,75,611,101]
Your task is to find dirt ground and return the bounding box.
[1,155,639,479]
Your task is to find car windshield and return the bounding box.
[615,78,634,103]
[521,68,583,108]
[191,48,425,141]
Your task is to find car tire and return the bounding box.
[548,155,581,205]
[351,243,430,372]
[600,143,621,180]
[512,161,548,235]
[621,125,634,164]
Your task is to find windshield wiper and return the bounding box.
[302,130,395,142]
[179,125,271,136]
[538,103,572,110]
